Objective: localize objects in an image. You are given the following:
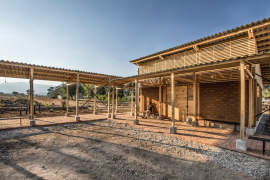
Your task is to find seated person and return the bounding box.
[142,102,154,118]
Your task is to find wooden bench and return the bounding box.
[248,136,270,155]
[202,119,239,132]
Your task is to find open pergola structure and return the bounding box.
[112,17,270,151]
[0,60,119,123]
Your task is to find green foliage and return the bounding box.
[83,84,93,98]
[47,83,85,98]
[12,91,19,96]
[49,108,54,112]
[44,102,50,108]
[61,101,66,110]
[263,85,270,99]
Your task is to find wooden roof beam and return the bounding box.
[193,45,200,52]
[159,55,165,60]
[248,29,255,39]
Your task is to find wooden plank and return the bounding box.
[255,64,263,89]
[258,45,270,51]
[76,74,79,116]
[171,72,175,127]
[131,87,134,114]
[197,83,200,120]
[240,61,245,140]
[254,29,270,36]
[256,35,270,41]
[159,82,162,116]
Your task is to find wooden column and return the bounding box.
[66,84,69,113]
[135,79,138,120]
[240,61,246,140]
[94,85,97,114]
[116,88,118,113]
[193,73,197,121]
[197,83,200,120]
[76,74,79,117]
[30,68,34,120]
[248,73,254,128]
[159,77,162,116]
[171,72,175,127]
[108,80,111,115]
[112,85,115,118]
[131,87,134,115]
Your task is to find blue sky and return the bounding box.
[0,0,270,86]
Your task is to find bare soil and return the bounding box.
[0,120,254,180]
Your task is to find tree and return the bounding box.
[263,85,270,99]
[12,91,19,96]
[26,89,30,95]
[83,84,94,98]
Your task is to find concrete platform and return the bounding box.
[75,116,80,121]
[169,127,177,134]
[134,119,139,125]
[236,139,247,151]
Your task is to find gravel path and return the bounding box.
[0,119,269,179]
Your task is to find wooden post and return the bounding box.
[66,84,69,113]
[135,79,138,120]
[240,61,246,140]
[76,74,79,118]
[131,87,134,116]
[108,79,111,118]
[94,85,97,114]
[192,72,199,126]
[248,69,254,128]
[30,68,34,120]
[116,88,118,113]
[197,83,200,121]
[171,72,175,127]
[159,78,162,117]
[112,85,115,118]
[193,73,197,121]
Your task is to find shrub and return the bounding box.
[61,101,66,110]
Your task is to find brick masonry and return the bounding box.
[142,80,261,126]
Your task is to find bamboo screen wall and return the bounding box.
[140,37,256,74]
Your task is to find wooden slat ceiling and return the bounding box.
[0,60,120,85]
[113,52,270,86]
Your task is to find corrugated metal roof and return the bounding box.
[130,17,270,63]
[0,60,120,78]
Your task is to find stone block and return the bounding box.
[107,114,111,118]
[191,121,199,127]
[30,120,35,126]
[111,114,116,119]
[246,128,255,136]
[157,116,163,120]
[236,139,247,151]
[169,127,177,134]
[65,112,69,117]
[75,116,80,121]
[134,119,139,125]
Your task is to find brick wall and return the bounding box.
[141,87,160,113]
[200,81,249,124]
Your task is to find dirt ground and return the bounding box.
[0,120,254,180]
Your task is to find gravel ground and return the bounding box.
[0,119,269,179]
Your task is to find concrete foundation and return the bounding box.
[236,139,247,151]
[30,120,36,126]
[130,112,134,116]
[93,111,97,115]
[134,119,139,125]
[75,116,80,121]
[191,121,199,127]
[246,128,255,136]
[28,114,33,119]
[111,114,116,119]
[107,114,111,118]
[65,112,70,117]
[157,116,163,120]
[169,127,177,134]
